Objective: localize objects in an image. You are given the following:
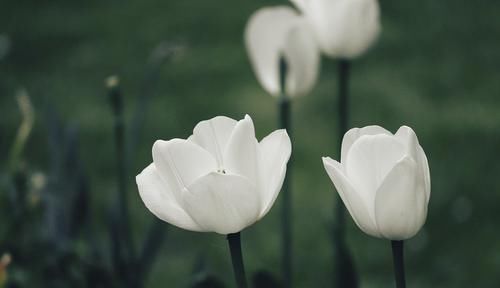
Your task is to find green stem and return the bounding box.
[335,59,350,233]
[227,233,248,288]
[279,56,292,288]
[391,240,406,288]
[107,76,135,285]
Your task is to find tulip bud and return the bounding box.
[291,0,381,59]
[245,6,320,98]
[322,126,430,240]
[136,115,292,234]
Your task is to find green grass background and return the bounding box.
[1,0,500,287]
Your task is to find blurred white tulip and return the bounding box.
[136,115,292,234]
[291,0,381,59]
[322,126,430,240]
[245,6,320,98]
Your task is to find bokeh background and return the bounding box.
[1,0,500,287]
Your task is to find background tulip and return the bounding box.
[245,6,320,97]
[136,115,292,235]
[322,126,430,240]
[291,0,381,59]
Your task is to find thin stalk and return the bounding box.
[279,56,292,288]
[333,59,359,288]
[391,240,406,288]
[227,233,248,288]
[335,59,350,234]
[106,76,135,281]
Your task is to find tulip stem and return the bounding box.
[336,59,350,231]
[227,233,248,288]
[106,76,135,279]
[391,240,406,288]
[279,56,293,288]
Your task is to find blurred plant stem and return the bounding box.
[391,241,406,288]
[278,56,292,288]
[227,233,247,288]
[106,76,134,284]
[7,89,34,174]
[333,59,358,288]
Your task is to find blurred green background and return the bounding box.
[1,0,500,287]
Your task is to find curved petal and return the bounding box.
[395,126,419,160]
[302,0,381,58]
[323,157,380,237]
[341,125,392,164]
[395,126,431,203]
[257,129,292,217]
[283,20,320,97]
[223,115,258,184]
[136,163,203,231]
[189,116,238,168]
[345,134,406,209]
[245,6,319,97]
[182,172,260,234]
[418,146,431,204]
[152,139,217,196]
[374,157,427,240]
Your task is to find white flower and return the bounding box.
[136,115,292,234]
[291,0,381,59]
[244,6,320,98]
[322,126,430,240]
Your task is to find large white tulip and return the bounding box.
[291,0,381,59]
[322,126,430,240]
[136,115,292,234]
[245,6,320,98]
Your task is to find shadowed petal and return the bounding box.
[223,115,258,185]
[136,163,203,231]
[257,129,292,217]
[182,172,260,234]
[341,125,392,164]
[152,139,217,196]
[345,134,406,208]
[374,157,427,240]
[189,116,238,166]
[323,157,380,237]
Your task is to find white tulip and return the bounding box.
[322,126,430,240]
[136,115,291,234]
[245,6,320,98]
[291,0,381,59]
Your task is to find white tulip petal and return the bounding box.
[245,6,319,97]
[136,163,203,232]
[395,126,431,203]
[418,146,431,204]
[341,125,392,164]
[257,129,292,217]
[296,0,380,58]
[323,157,380,237]
[190,116,237,167]
[223,115,258,184]
[345,134,406,209]
[374,157,427,240]
[395,126,419,160]
[152,139,217,194]
[182,172,260,234]
[283,21,320,97]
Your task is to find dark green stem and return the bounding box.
[391,240,406,288]
[279,56,292,288]
[335,59,350,233]
[333,60,359,288]
[107,77,135,283]
[227,233,248,288]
